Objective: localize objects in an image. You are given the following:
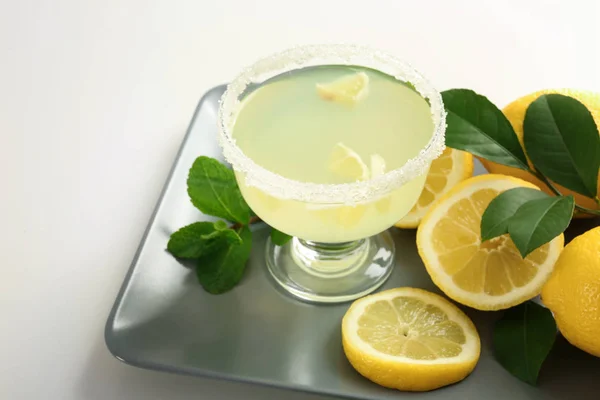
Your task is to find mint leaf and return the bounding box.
[524,94,600,198]
[507,195,574,257]
[494,301,557,385]
[167,221,242,259]
[196,225,252,294]
[481,188,549,241]
[200,220,241,243]
[187,156,251,224]
[213,220,228,230]
[271,228,292,246]
[200,228,242,243]
[442,89,529,170]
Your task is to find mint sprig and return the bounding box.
[443,90,600,258]
[196,225,253,294]
[187,156,252,224]
[167,221,241,259]
[271,228,292,246]
[167,156,291,294]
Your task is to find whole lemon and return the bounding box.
[479,89,600,217]
[542,226,600,357]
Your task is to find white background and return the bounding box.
[2,1,599,399]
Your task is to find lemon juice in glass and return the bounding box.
[218,45,445,303]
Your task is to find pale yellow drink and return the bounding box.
[232,65,434,243]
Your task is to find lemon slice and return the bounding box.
[342,287,480,392]
[369,154,392,212]
[317,145,386,229]
[317,72,369,105]
[307,202,367,229]
[417,174,564,311]
[370,153,386,178]
[329,142,369,182]
[396,148,473,229]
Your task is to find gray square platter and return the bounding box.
[105,85,600,400]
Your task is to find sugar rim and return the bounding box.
[217,44,446,204]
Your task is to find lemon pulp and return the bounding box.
[417,175,564,310]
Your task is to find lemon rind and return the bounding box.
[342,287,480,365]
[417,175,564,310]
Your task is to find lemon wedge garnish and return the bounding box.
[328,142,386,182]
[317,72,369,105]
[370,154,386,178]
[342,287,480,392]
[329,142,370,182]
[417,175,564,310]
[320,143,387,228]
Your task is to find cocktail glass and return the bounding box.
[217,44,446,303]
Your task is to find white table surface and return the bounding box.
[2,1,599,398]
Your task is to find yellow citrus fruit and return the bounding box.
[542,226,600,357]
[480,89,600,217]
[416,174,564,311]
[370,153,386,178]
[342,287,480,392]
[317,71,369,105]
[328,142,370,182]
[308,202,367,229]
[396,148,474,228]
[315,143,387,228]
[328,142,387,183]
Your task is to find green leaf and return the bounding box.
[187,156,251,224]
[442,89,529,170]
[524,94,600,198]
[481,188,549,241]
[271,228,292,246]
[167,221,242,259]
[213,220,228,230]
[200,220,241,243]
[196,225,253,294]
[199,228,242,243]
[493,301,557,385]
[507,195,574,257]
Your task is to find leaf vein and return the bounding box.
[200,162,237,222]
[447,111,528,169]
[546,100,593,194]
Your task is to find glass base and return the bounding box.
[265,231,395,303]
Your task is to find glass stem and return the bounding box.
[292,238,369,277]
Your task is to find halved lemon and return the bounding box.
[342,287,480,392]
[417,174,564,311]
[396,148,473,229]
[317,72,369,105]
[480,89,600,217]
